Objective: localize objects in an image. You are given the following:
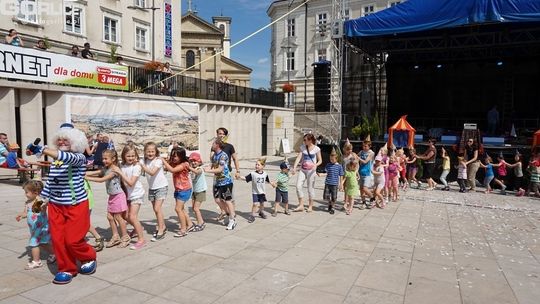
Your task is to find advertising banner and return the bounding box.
[164,0,173,58]
[0,44,129,91]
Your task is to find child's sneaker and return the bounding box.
[47,254,56,264]
[328,206,335,214]
[247,215,255,223]
[226,218,237,230]
[130,240,147,250]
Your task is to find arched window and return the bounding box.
[186,50,195,68]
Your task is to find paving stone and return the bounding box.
[344,286,403,304]
[0,272,48,300]
[0,295,39,304]
[294,232,343,253]
[92,251,173,283]
[76,285,153,304]
[21,276,110,304]
[119,266,194,295]
[160,285,219,304]
[163,252,223,274]
[300,260,362,296]
[217,246,284,275]
[355,248,412,295]
[195,235,255,258]
[267,247,327,275]
[279,286,344,304]
[180,267,249,296]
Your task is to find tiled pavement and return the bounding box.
[1,156,540,304]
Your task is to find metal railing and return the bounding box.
[128,67,285,107]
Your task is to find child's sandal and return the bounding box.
[25,260,43,270]
[106,235,121,248]
[118,235,132,248]
[94,238,105,252]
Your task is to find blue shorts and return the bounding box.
[174,189,193,202]
[252,194,267,205]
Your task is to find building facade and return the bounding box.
[0,0,182,67]
[267,0,402,111]
[181,12,251,87]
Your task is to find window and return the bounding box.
[317,13,327,33]
[363,5,375,16]
[390,1,401,7]
[219,24,225,32]
[186,50,195,68]
[135,26,148,50]
[135,0,146,8]
[64,3,84,34]
[17,0,38,24]
[286,51,295,71]
[287,18,295,37]
[103,15,120,43]
[317,48,327,61]
[344,8,351,20]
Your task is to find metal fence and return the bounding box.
[128,67,285,108]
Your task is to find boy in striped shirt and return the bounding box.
[317,152,344,214]
[271,162,291,216]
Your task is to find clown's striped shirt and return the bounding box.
[41,151,87,205]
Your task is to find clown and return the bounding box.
[28,123,96,284]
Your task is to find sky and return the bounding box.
[182,0,275,89]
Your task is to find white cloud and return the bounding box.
[257,57,269,64]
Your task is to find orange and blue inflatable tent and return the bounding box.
[388,115,416,148]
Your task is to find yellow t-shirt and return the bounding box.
[442,156,450,170]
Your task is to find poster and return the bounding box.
[67,95,199,154]
[164,0,173,58]
[0,44,129,90]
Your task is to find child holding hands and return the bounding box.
[318,152,344,214]
[239,158,271,223]
[16,180,55,270]
[271,162,291,216]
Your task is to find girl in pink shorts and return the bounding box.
[86,149,130,248]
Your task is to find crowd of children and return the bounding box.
[14,132,540,274]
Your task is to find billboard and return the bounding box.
[0,44,129,91]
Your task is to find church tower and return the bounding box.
[212,16,231,58]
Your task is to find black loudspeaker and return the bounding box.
[313,61,331,112]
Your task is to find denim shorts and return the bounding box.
[148,186,168,202]
[252,193,267,205]
[174,189,193,202]
[275,189,288,204]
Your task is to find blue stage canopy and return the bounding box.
[344,0,540,38]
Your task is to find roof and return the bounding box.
[221,56,252,73]
[345,0,540,38]
[181,12,223,35]
[389,115,415,132]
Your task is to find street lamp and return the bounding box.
[128,0,160,62]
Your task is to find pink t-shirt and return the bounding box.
[173,162,192,191]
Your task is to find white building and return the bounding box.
[0,0,182,67]
[267,0,402,111]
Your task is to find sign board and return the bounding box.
[164,0,173,57]
[0,44,129,90]
[281,138,291,154]
[275,116,283,129]
[464,123,477,130]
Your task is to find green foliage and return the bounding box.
[108,45,118,63]
[42,36,51,49]
[351,113,381,139]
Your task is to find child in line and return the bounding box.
[272,162,291,216]
[396,148,408,191]
[15,180,55,270]
[372,156,386,208]
[506,152,525,196]
[240,158,271,223]
[456,155,468,193]
[457,156,468,192]
[85,149,130,248]
[85,180,104,252]
[526,152,540,197]
[407,147,420,188]
[479,156,504,194]
[140,142,168,241]
[188,152,207,231]
[342,160,359,215]
[387,155,400,201]
[114,144,147,249]
[162,147,194,237]
[494,154,508,195]
[318,151,344,214]
[440,147,451,191]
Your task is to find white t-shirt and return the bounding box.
[373,165,386,186]
[245,171,270,194]
[300,144,321,171]
[144,158,168,190]
[121,164,145,200]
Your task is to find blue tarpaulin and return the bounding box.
[344,0,540,37]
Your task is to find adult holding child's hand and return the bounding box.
[292,133,322,213]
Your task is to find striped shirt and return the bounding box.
[325,162,344,186]
[41,151,87,205]
[275,172,289,192]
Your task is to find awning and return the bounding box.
[344,0,540,38]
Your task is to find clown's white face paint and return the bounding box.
[56,137,72,152]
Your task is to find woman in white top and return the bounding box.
[292,133,322,212]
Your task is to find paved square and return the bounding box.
[1,156,539,304]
